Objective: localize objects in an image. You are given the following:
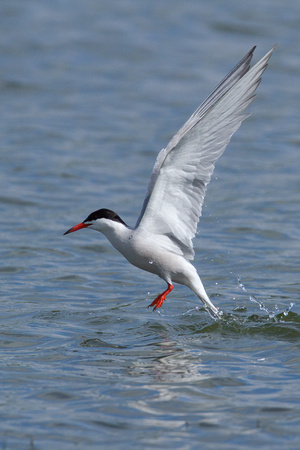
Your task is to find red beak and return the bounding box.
[64,222,91,235]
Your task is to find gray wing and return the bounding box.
[135,46,256,226]
[135,45,276,259]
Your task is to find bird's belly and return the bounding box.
[109,235,166,276]
[106,230,191,282]
[122,245,163,276]
[119,238,189,281]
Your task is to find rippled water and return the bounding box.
[1,1,300,448]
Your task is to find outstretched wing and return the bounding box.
[135,45,276,259]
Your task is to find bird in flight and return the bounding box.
[64,45,276,317]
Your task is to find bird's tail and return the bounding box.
[188,271,221,318]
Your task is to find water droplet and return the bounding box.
[149,260,153,265]
[129,235,133,240]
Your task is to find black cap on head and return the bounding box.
[83,208,127,226]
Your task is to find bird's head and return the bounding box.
[64,208,127,235]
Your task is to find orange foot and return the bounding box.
[148,284,173,311]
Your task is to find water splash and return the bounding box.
[237,277,294,322]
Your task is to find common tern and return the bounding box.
[64,45,276,317]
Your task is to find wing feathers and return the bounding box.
[135,45,276,259]
[135,47,257,227]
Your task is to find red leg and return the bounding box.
[148,283,173,311]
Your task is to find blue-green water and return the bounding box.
[1,1,300,448]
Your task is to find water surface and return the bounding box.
[1,1,300,448]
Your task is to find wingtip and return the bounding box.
[265,43,278,58]
[248,43,277,59]
[247,43,277,58]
